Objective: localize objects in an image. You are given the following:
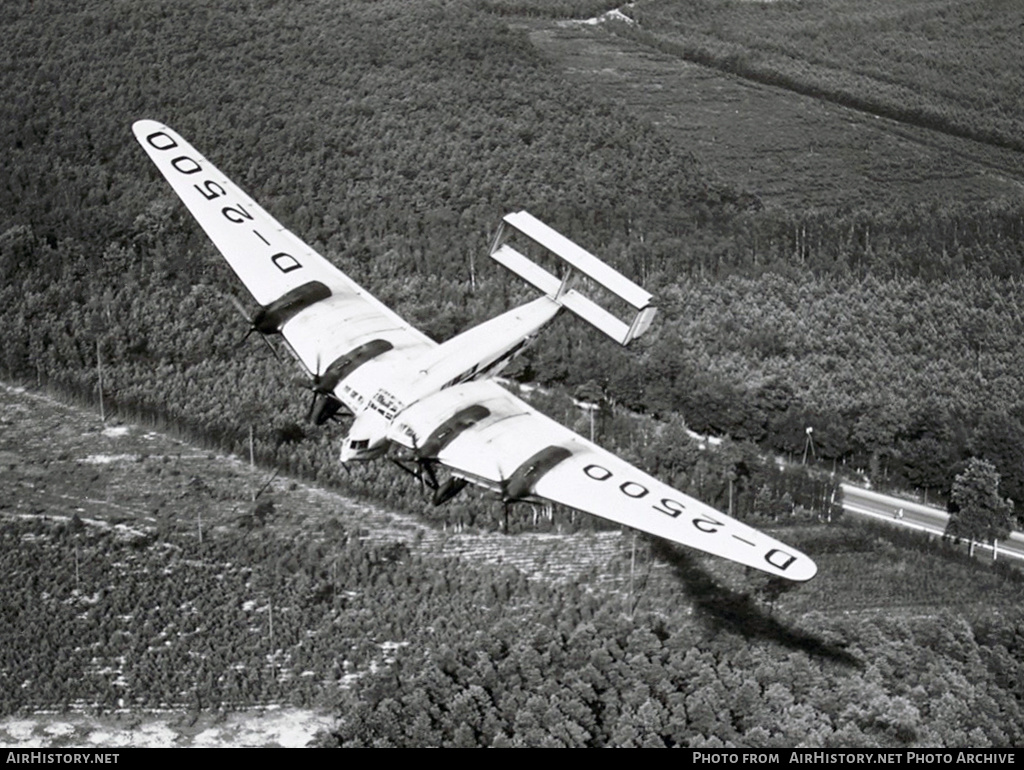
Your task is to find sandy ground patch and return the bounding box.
[0,709,335,748]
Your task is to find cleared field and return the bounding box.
[526,21,1024,210]
[0,385,634,744]
[629,0,1024,150]
[0,709,332,749]
[0,385,637,588]
[0,386,411,542]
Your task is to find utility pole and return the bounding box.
[628,531,636,619]
[253,469,278,503]
[802,426,816,465]
[96,339,105,422]
[575,400,598,442]
[268,601,276,679]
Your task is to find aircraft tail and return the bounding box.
[489,211,657,346]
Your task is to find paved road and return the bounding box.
[840,483,1024,563]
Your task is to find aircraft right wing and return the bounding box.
[389,379,818,582]
[132,120,436,407]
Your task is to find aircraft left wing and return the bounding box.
[389,380,818,582]
[132,120,436,406]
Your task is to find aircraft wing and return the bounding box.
[389,380,818,582]
[132,120,435,403]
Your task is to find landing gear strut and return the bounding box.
[390,456,468,506]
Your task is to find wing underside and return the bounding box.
[390,381,817,582]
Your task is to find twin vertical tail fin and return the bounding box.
[489,211,657,346]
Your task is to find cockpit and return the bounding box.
[340,437,387,463]
[339,412,390,464]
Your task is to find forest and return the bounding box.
[2,0,1024,748]
[4,0,1024,512]
[1,455,1021,747]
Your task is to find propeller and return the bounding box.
[389,432,448,499]
[412,433,440,492]
[225,293,280,360]
[302,354,324,422]
[293,354,348,425]
[433,476,468,506]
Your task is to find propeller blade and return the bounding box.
[258,333,281,361]
[223,292,277,359]
[227,293,250,320]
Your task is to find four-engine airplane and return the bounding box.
[133,120,816,582]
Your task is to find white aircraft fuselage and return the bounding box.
[337,295,562,463]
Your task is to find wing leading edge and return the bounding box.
[390,380,818,582]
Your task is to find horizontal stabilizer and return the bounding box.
[490,211,657,345]
[490,243,561,296]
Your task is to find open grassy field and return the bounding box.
[526,18,1024,210]
[627,0,1024,149]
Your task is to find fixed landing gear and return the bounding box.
[389,456,469,506]
[434,477,469,506]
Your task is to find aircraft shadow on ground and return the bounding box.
[649,540,862,669]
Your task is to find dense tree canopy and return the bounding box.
[3,0,1024,749]
[947,458,1015,545]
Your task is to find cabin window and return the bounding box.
[350,439,370,450]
